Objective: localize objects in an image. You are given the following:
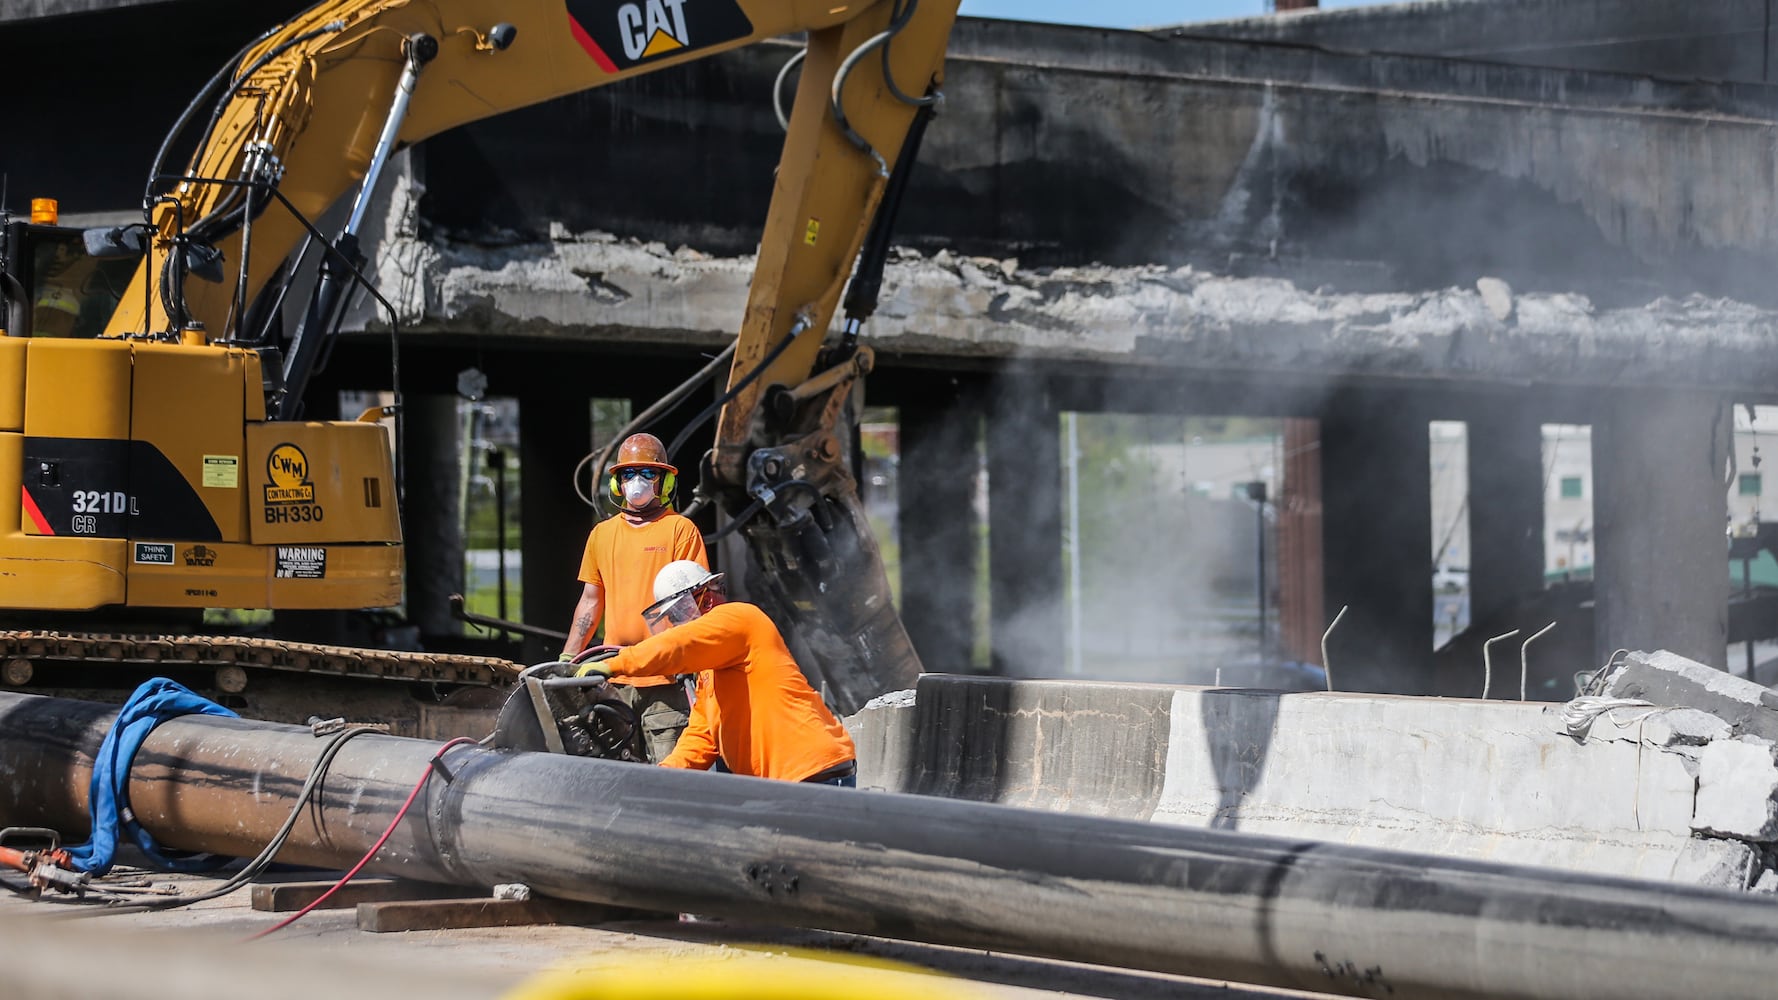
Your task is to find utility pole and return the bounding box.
[1247,481,1268,660]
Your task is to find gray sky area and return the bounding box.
[957,0,1388,29]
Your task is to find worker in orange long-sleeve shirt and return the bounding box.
[577,560,857,786]
[561,433,707,763]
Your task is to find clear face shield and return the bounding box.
[643,591,701,635]
[641,575,724,635]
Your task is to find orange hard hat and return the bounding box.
[611,432,676,475]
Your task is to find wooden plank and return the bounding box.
[250,878,483,912]
[356,897,656,933]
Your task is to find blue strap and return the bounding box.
[63,678,239,875]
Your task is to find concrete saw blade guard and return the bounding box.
[492,658,645,761]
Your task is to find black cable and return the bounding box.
[841,98,934,331]
[703,495,767,545]
[151,173,404,415]
[666,323,805,460]
[702,479,823,545]
[46,725,383,917]
[880,0,939,109]
[232,251,300,347]
[142,24,280,213]
[170,22,349,240]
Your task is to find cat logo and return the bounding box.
[566,0,753,72]
[182,545,218,568]
[619,0,688,60]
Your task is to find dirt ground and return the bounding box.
[0,867,1333,1000]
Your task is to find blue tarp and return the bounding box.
[62,678,238,875]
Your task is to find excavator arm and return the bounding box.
[98,0,957,712]
[706,9,955,711]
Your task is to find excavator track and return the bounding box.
[0,631,521,686]
[0,631,521,739]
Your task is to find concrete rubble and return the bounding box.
[850,650,1778,892]
[372,222,1778,393]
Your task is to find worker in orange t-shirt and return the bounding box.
[578,560,857,786]
[561,433,707,763]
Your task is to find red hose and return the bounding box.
[245,736,480,940]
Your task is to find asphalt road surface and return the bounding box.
[0,867,1335,1000]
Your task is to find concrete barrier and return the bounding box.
[850,671,1773,890]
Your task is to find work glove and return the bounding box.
[573,645,621,678]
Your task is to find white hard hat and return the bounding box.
[644,560,725,635]
[653,560,719,602]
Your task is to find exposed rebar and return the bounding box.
[1482,629,1520,701]
[1520,622,1557,702]
[1320,605,1348,692]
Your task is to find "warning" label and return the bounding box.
[275,546,327,579]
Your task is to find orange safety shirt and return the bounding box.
[606,602,855,781]
[577,512,706,685]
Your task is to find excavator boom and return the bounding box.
[3,0,957,718]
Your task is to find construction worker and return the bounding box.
[32,284,83,338]
[562,433,707,763]
[32,242,89,338]
[578,560,858,786]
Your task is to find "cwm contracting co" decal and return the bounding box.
[264,443,324,524]
[565,0,753,72]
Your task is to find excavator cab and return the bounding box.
[0,212,403,617]
[1,221,139,340]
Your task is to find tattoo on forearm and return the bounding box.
[573,612,594,635]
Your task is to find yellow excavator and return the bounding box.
[0,0,953,725]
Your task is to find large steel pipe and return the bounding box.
[2,690,1775,1000]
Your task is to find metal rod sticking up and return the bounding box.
[1320,605,1348,692]
[1520,622,1558,701]
[1482,629,1520,700]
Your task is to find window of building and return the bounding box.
[1740,473,1763,497]
[1560,476,1584,499]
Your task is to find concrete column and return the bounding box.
[1277,418,1325,665]
[521,391,593,663]
[985,375,1062,676]
[899,380,984,673]
[1593,392,1729,669]
[402,395,464,640]
[1467,404,1545,628]
[1320,392,1434,694]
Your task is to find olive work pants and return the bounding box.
[608,679,691,764]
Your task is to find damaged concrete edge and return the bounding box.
[850,658,1778,891]
[360,226,1778,395]
[1600,649,1778,858]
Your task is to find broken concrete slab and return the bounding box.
[1641,708,1734,747]
[374,229,1778,396]
[848,675,1173,818]
[1693,737,1778,842]
[1605,650,1778,743]
[1476,277,1515,323]
[1670,838,1761,891]
[850,673,1778,889]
